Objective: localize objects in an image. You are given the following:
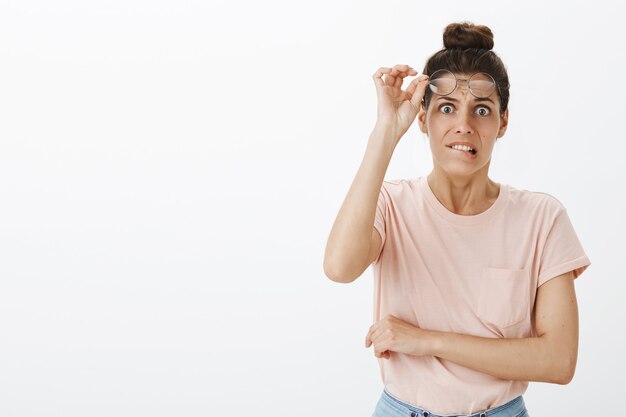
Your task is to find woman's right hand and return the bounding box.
[372,64,430,141]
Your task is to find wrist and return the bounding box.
[373,121,403,138]
[427,330,444,357]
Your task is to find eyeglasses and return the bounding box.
[423,69,500,99]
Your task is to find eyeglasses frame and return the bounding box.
[421,69,502,106]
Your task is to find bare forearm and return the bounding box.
[324,124,397,281]
[429,331,568,384]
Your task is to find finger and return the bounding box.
[372,334,388,357]
[373,65,416,90]
[375,343,387,358]
[369,324,384,344]
[386,67,400,86]
[385,65,408,87]
[365,322,378,347]
[406,74,429,96]
[372,67,392,89]
[389,65,404,87]
[392,64,416,88]
[365,325,374,347]
[407,75,430,110]
[394,71,412,88]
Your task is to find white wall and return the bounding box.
[0,0,622,415]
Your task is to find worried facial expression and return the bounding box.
[417,73,509,174]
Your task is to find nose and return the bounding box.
[455,106,474,135]
[449,86,475,134]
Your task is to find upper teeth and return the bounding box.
[451,145,474,152]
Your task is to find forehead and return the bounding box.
[434,71,487,79]
[450,72,473,79]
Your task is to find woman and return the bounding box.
[323,22,591,417]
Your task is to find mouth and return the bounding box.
[447,145,478,158]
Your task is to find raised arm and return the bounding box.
[323,65,430,283]
[323,126,395,283]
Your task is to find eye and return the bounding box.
[476,106,491,117]
[439,104,454,114]
[438,103,492,117]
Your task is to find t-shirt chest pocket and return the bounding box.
[476,267,531,328]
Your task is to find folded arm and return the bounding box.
[428,271,578,384]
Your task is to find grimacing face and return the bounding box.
[417,73,509,176]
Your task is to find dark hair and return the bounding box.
[421,21,510,117]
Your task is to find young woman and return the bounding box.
[323,22,591,417]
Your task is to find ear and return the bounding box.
[497,108,509,138]
[418,103,428,135]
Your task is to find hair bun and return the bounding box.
[443,21,494,50]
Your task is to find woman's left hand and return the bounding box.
[365,314,435,359]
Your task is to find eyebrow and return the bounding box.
[436,96,495,105]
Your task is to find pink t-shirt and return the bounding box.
[371,175,591,415]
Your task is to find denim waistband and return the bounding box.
[382,388,527,417]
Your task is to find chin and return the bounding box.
[441,160,484,175]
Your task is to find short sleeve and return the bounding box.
[537,208,591,287]
[372,186,387,265]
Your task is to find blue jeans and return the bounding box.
[371,388,530,417]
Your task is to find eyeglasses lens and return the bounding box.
[428,70,495,98]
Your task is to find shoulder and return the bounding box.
[379,177,415,198]
[506,183,566,218]
[381,177,420,193]
[382,178,409,187]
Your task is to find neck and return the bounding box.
[427,169,500,216]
